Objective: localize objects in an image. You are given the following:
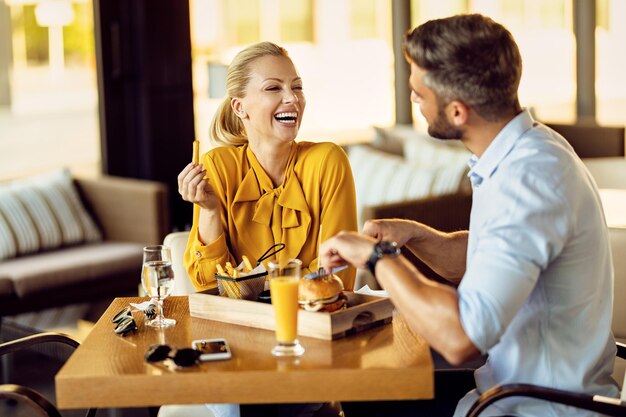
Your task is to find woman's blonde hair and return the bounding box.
[210,42,290,146]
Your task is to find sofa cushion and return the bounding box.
[373,124,470,161]
[582,157,626,189]
[0,169,102,261]
[0,242,143,298]
[0,274,14,298]
[348,144,469,226]
[401,130,470,167]
[372,125,412,156]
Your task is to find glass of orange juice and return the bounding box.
[268,258,304,357]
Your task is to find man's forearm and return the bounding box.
[375,256,479,365]
[404,223,468,283]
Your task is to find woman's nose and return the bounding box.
[283,89,299,103]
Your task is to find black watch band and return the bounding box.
[366,240,400,275]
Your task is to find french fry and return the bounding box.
[216,263,227,276]
[225,262,235,276]
[231,269,240,278]
[242,255,254,272]
[192,140,200,165]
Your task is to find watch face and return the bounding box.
[368,240,399,275]
[377,241,399,256]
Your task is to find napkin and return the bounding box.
[355,284,389,298]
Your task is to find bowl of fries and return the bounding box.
[215,255,267,300]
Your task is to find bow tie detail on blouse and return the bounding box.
[252,187,301,228]
[234,144,310,230]
[230,144,312,263]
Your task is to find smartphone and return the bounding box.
[191,338,232,361]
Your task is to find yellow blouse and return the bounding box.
[184,141,358,291]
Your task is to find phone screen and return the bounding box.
[197,340,228,354]
[192,339,232,361]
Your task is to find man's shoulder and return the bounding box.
[506,126,577,176]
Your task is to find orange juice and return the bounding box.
[270,276,299,343]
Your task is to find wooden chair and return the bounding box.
[0,332,96,417]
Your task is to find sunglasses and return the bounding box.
[111,304,158,336]
[111,306,137,336]
[144,344,201,368]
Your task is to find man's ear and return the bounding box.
[446,100,469,126]
[231,98,247,119]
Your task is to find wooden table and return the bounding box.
[55,296,433,409]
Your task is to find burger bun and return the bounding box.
[298,274,347,312]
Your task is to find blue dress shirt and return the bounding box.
[454,110,619,417]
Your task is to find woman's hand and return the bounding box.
[177,163,220,212]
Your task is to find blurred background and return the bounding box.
[1,0,625,228]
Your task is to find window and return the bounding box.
[410,0,576,126]
[189,0,394,146]
[225,0,260,45]
[280,0,313,42]
[0,0,99,181]
[596,0,626,125]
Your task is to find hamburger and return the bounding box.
[298,274,347,312]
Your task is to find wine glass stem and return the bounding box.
[156,298,164,322]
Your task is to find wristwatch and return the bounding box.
[366,240,401,275]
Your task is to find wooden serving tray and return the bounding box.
[188,290,394,340]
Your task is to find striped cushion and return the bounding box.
[0,169,102,261]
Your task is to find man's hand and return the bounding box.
[362,219,419,247]
[319,231,377,272]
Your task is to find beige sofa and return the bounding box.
[0,173,169,325]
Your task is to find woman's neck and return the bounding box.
[248,140,293,187]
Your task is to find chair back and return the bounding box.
[163,231,196,296]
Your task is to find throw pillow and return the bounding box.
[372,125,412,156]
[0,169,102,261]
[402,131,470,166]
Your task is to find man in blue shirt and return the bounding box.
[321,14,619,417]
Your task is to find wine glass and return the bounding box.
[141,245,176,327]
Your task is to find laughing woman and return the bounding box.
[173,41,355,417]
[178,41,357,293]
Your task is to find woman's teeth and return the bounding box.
[274,112,297,124]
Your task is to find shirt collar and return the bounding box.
[467,109,535,188]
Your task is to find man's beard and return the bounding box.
[427,104,463,140]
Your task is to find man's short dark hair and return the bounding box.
[404,14,522,121]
